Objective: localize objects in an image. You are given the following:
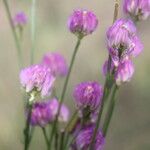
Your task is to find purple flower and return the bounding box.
[20,64,55,98]
[107,18,143,66]
[123,0,150,20]
[130,35,143,57]
[115,59,134,85]
[68,9,98,38]
[47,98,70,122]
[75,125,105,150]
[30,101,52,127]
[73,81,103,111]
[41,52,68,77]
[13,12,27,27]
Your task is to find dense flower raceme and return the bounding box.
[13,11,27,27]
[73,81,103,111]
[30,99,69,127]
[41,52,68,77]
[68,9,98,38]
[75,125,105,150]
[107,18,143,67]
[123,0,150,20]
[20,64,55,98]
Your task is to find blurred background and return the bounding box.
[0,0,150,149]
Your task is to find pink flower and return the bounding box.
[41,52,68,77]
[68,9,98,38]
[20,64,55,97]
[115,59,134,85]
[47,98,70,122]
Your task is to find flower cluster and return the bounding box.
[73,81,103,111]
[30,98,69,127]
[15,1,146,149]
[13,11,27,27]
[105,18,143,85]
[68,9,98,38]
[20,64,55,98]
[123,0,150,21]
[75,125,105,150]
[41,52,68,77]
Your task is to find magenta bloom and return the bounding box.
[115,59,134,85]
[41,52,68,77]
[123,0,150,20]
[13,12,27,27]
[68,9,98,38]
[20,65,55,97]
[30,102,52,127]
[73,81,103,111]
[107,18,143,66]
[47,98,70,122]
[75,125,105,150]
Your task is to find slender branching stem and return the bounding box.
[48,37,82,150]
[42,127,49,150]
[88,1,119,149]
[3,0,23,69]
[102,85,118,136]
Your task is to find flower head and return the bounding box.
[115,59,134,85]
[75,125,105,150]
[13,11,27,27]
[20,64,55,98]
[107,18,143,66]
[47,98,70,122]
[123,0,150,20]
[30,102,52,127]
[41,52,68,77]
[68,9,98,38]
[73,81,103,111]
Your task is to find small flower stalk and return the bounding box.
[3,0,146,149]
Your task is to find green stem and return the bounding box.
[30,0,36,65]
[59,131,65,150]
[64,110,78,132]
[24,104,33,150]
[3,0,23,69]
[42,128,49,150]
[102,85,118,136]
[88,74,112,150]
[88,1,119,149]
[55,128,59,150]
[48,37,82,150]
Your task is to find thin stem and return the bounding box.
[30,0,36,65]
[88,1,119,149]
[48,37,82,150]
[55,128,59,150]
[24,104,33,150]
[64,110,78,132]
[3,0,23,69]
[59,131,65,150]
[102,85,118,136]
[42,127,49,150]
[88,76,111,150]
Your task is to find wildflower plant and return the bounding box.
[2,0,149,150]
